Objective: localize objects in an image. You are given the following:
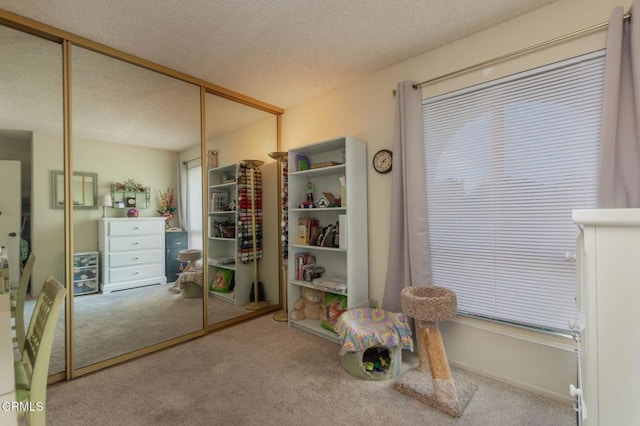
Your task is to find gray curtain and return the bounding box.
[382,81,431,312]
[598,1,640,207]
[177,160,188,230]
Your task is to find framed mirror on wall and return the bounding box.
[0,23,66,377]
[51,170,98,209]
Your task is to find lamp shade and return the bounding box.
[99,195,113,207]
[268,151,287,161]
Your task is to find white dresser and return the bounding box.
[573,209,640,426]
[99,218,167,292]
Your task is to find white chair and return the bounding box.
[14,275,66,426]
[11,252,36,354]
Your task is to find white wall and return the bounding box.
[72,136,179,251]
[32,131,65,296]
[281,0,630,400]
[31,133,179,295]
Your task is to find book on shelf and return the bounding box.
[308,218,320,245]
[312,276,347,293]
[297,217,310,244]
[297,217,319,245]
[209,257,235,266]
[310,161,342,169]
[295,154,310,171]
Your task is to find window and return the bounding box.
[186,163,202,249]
[423,51,605,332]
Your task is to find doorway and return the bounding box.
[0,130,33,289]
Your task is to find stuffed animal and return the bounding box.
[290,287,324,321]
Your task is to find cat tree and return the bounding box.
[395,286,477,417]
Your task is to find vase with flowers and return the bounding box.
[158,188,176,228]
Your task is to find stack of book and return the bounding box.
[313,276,347,293]
[310,161,342,169]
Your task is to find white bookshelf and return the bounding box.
[287,136,369,342]
[207,163,254,306]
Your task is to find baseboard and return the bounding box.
[449,359,573,404]
[103,277,167,293]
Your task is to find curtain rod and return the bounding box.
[393,12,631,95]
[182,156,201,164]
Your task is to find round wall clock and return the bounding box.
[372,149,393,174]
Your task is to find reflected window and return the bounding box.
[187,163,203,249]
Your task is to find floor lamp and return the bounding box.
[268,151,288,322]
[240,159,268,311]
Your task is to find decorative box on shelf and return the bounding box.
[212,221,236,239]
[110,183,151,209]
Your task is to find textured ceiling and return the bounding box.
[0,24,273,150]
[0,0,558,110]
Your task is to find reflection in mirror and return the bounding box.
[0,24,66,375]
[51,170,98,209]
[205,93,279,326]
[71,45,203,369]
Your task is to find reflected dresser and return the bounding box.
[99,217,167,292]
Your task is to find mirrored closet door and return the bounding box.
[205,93,280,327]
[71,45,204,369]
[0,9,283,380]
[0,23,66,376]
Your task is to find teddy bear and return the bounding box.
[290,287,324,321]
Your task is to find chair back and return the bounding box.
[21,276,66,409]
[15,252,36,353]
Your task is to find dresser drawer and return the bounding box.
[166,231,187,248]
[108,220,165,236]
[74,251,98,267]
[110,249,162,267]
[109,235,163,252]
[109,263,163,284]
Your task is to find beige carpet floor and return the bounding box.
[25,282,253,373]
[45,315,575,426]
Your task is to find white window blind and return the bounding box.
[423,51,605,332]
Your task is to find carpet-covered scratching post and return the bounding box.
[178,249,201,273]
[169,249,202,294]
[395,286,477,417]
